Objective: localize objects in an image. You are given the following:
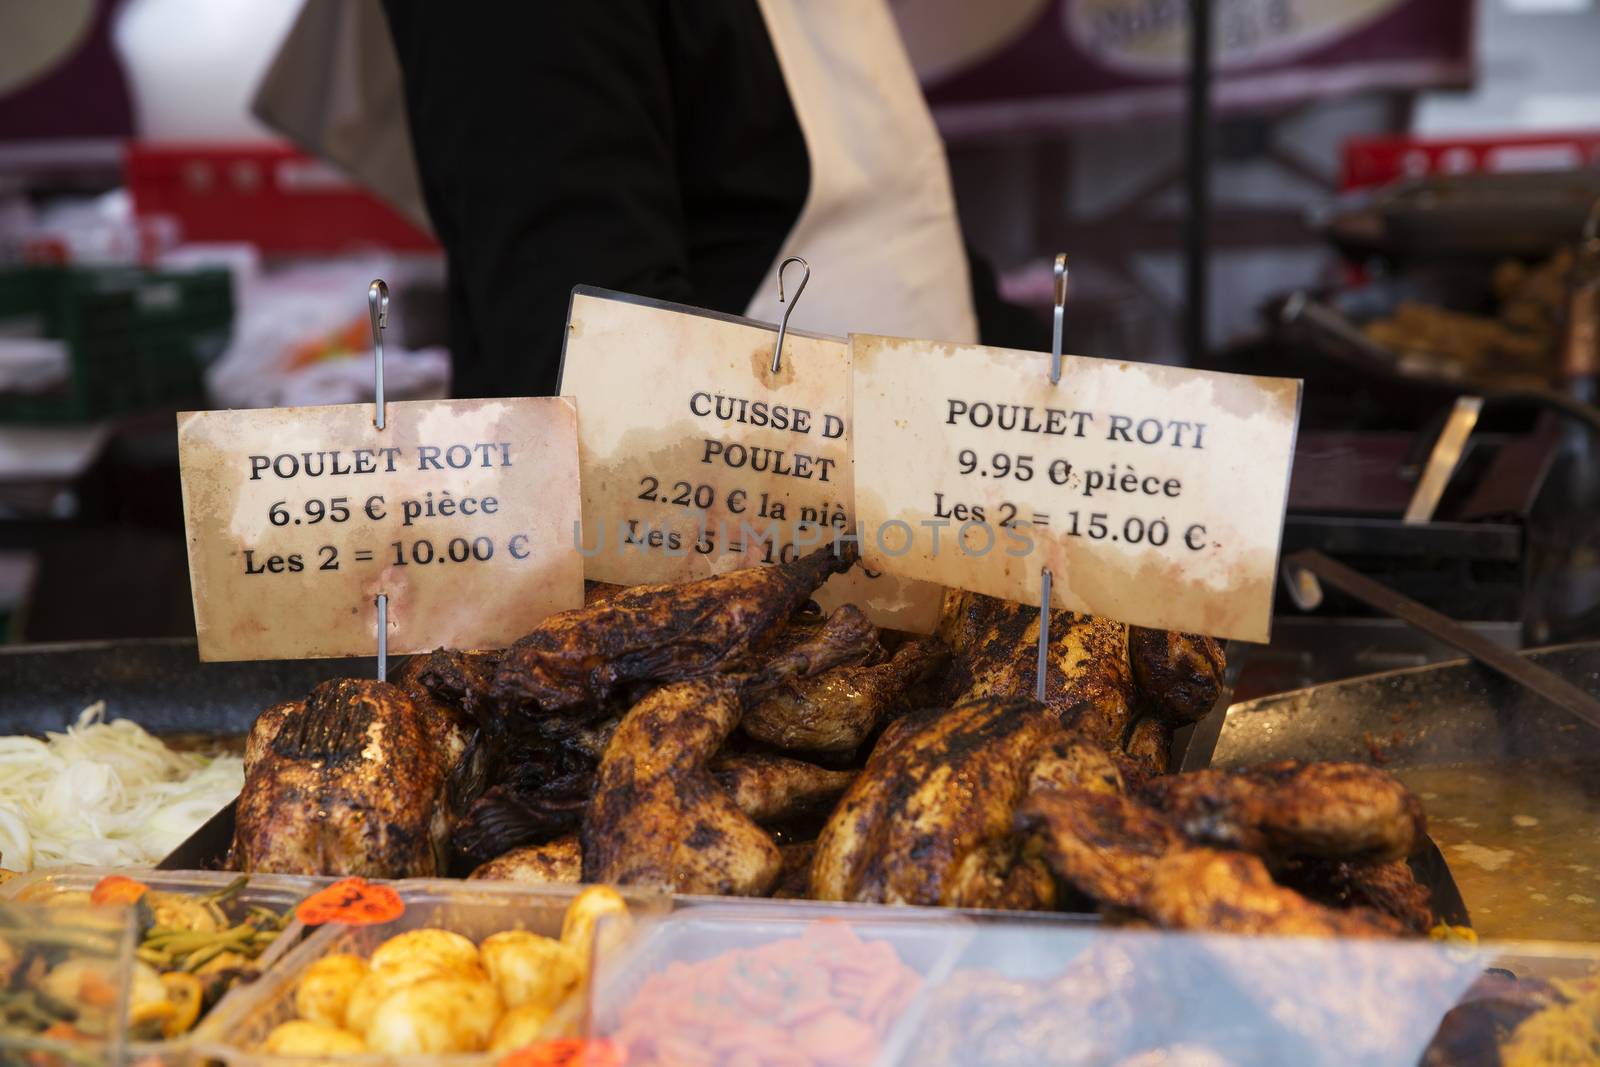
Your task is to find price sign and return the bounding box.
[177,397,583,661]
[559,288,942,632]
[850,335,1301,642]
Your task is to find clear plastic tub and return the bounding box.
[200,880,669,1067]
[877,922,1600,1067]
[4,867,320,1065]
[0,896,138,1066]
[585,903,974,1067]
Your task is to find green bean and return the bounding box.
[203,875,250,905]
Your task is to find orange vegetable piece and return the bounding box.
[498,1038,626,1067]
[90,875,149,906]
[294,877,404,926]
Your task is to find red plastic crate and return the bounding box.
[125,140,439,253]
[1342,130,1600,191]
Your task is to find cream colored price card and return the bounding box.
[560,289,941,631]
[178,397,583,661]
[850,335,1301,642]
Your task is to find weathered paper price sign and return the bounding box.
[850,335,1301,642]
[178,397,583,661]
[559,287,942,631]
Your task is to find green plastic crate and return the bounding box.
[0,265,233,423]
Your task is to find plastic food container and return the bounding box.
[0,896,138,1066]
[586,903,974,1067]
[201,880,668,1067]
[875,920,1600,1067]
[4,867,319,1065]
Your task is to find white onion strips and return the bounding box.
[0,703,243,871]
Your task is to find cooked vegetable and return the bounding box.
[274,892,634,1057]
[481,931,582,1011]
[367,928,480,973]
[560,885,630,969]
[263,1019,368,1055]
[294,953,370,1028]
[0,703,244,871]
[490,1003,560,1053]
[364,976,501,1054]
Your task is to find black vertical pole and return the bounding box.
[1184,0,1213,365]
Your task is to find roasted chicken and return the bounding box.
[494,542,856,710]
[1140,760,1425,864]
[1017,789,1402,938]
[939,591,1135,748]
[232,679,455,877]
[809,695,1067,908]
[583,604,876,895]
[741,635,947,753]
[1128,626,1226,725]
[709,754,857,824]
[467,836,582,884]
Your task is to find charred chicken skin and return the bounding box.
[939,591,1135,747]
[809,695,1067,908]
[583,604,876,895]
[1128,627,1226,725]
[494,542,856,711]
[467,836,582,884]
[232,679,453,877]
[1016,789,1403,938]
[741,635,947,753]
[1140,760,1425,864]
[709,754,858,824]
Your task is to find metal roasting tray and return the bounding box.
[1213,640,1600,768]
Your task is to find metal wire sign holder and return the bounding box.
[1034,253,1069,702]
[368,279,390,680]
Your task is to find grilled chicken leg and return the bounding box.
[710,755,857,824]
[1140,760,1425,864]
[741,635,947,753]
[1016,790,1402,937]
[495,543,856,710]
[583,605,875,895]
[232,680,454,877]
[809,695,1067,907]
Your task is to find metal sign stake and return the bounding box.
[769,256,810,374]
[1035,567,1053,702]
[368,279,390,679]
[1035,251,1070,701]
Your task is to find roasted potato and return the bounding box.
[559,886,630,967]
[480,931,582,1011]
[262,1019,367,1055]
[368,928,480,973]
[295,953,370,1029]
[363,976,501,1054]
[345,957,480,1036]
[490,1002,558,1053]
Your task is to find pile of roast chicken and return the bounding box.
[231,544,1435,937]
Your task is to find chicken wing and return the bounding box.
[1014,788,1185,911]
[741,635,947,753]
[709,755,857,824]
[809,695,1064,907]
[583,605,875,895]
[467,836,582,884]
[232,679,452,877]
[1141,760,1425,864]
[494,543,855,711]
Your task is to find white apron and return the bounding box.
[746,0,978,345]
